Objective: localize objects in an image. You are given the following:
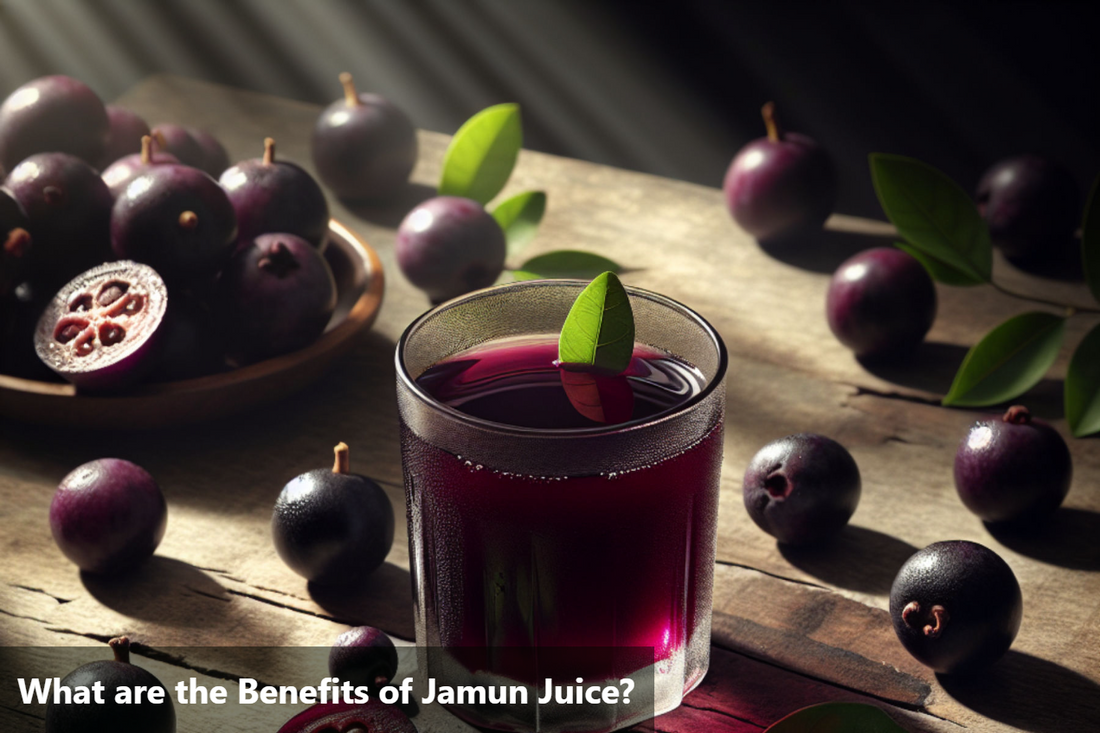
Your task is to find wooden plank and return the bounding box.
[1,74,1098,732]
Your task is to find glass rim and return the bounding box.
[395,279,728,439]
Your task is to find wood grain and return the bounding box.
[2,74,1098,732]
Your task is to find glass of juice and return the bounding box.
[396,279,727,732]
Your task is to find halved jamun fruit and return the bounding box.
[34,260,167,391]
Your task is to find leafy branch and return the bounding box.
[870,153,1100,437]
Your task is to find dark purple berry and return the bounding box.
[149,295,226,382]
[1,281,59,381]
[50,459,167,573]
[34,260,168,391]
[188,126,229,178]
[277,701,415,733]
[743,433,861,545]
[722,102,837,241]
[272,443,395,586]
[826,247,937,358]
[890,540,1022,674]
[220,137,330,249]
[97,105,150,169]
[329,626,399,694]
[976,155,1080,265]
[110,164,237,286]
[45,637,175,733]
[5,152,113,287]
[216,233,336,364]
[954,405,1072,524]
[101,135,180,199]
[311,72,417,200]
[0,75,108,171]
[1,188,32,298]
[396,195,506,303]
[150,123,204,169]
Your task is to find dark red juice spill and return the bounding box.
[404,336,722,688]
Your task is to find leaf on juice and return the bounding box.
[491,190,546,257]
[517,250,622,281]
[439,103,522,205]
[1082,173,1100,304]
[558,271,634,374]
[870,153,992,283]
[1066,321,1100,437]
[895,242,986,286]
[560,370,634,424]
[764,702,910,733]
[943,311,1066,407]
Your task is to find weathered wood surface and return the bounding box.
[1,75,1098,732]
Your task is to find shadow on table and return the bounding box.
[338,182,437,228]
[856,341,968,397]
[308,562,415,640]
[986,507,1100,572]
[938,649,1100,733]
[756,227,886,275]
[82,556,230,626]
[779,525,918,595]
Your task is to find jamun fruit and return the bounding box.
[395,195,506,303]
[1,188,32,298]
[890,540,1022,674]
[188,126,230,178]
[110,163,237,286]
[5,152,114,287]
[976,155,1080,265]
[149,123,205,169]
[272,443,395,586]
[46,637,175,733]
[743,433,861,545]
[722,101,837,241]
[220,137,330,249]
[149,296,226,382]
[826,247,937,359]
[312,72,418,200]
[97,105,150,169]
[49,458,167,573]
[277,701,415,733]
[329,626,399,695]
[216,233,336,364]
[34,260,168,391]
[101,134,180,199]
[954,405,1072,524]
[0,75,109,171]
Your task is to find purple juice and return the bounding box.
[402,336,722,696]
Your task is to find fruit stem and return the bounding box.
[1004,405,1031,425]
[333,442,350,474]
[4,227,31,257]
[989,280,1100,314]
[339,72,361,108]
[761,101,780,142]
[178,211,199,230]
[140,135,153,165]
[109,636,131,665]
[901,601,949,638]
[263,137,276,166]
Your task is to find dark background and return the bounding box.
[1,0,1096,219]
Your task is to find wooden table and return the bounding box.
[2,75,1098,732]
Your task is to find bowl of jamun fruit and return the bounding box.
[0,75,384,428]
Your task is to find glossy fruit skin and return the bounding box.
[188,127,229,178]
[101,149,180,199]
[111,164,238,286]
[277,701,415,733]
[954,406,1072,524]
[826,247,937,358]
[220,151,330,249]
[49,458,167,574]
[0,75,109,171]
[34,260,169,391]
[5,152,114,287]
[976,155,1080,264]
[329,626,399,693]
[97,105,150,169]
[45,640,176,733]
[396,195,506,303]
[723,132,836,241]
[272,466,395,586]
[1,188,31,298]
[743,433,861,545]
[890,540,1022,674]
[312,93,417,199]
[150,123,205,169]
[216,233,337,364]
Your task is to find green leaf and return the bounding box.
[870,153,992,283]
[439,103,522,204]
[895,242,985,286]
[1082,173,1100,304]
[516,250,622,281]
[943,311,1066,407]
[765,702,908,732]
[558,272,635,374]
[1066,321,1100,437]
[491,190,546,257]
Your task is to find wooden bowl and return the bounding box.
[0,220,384,429]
